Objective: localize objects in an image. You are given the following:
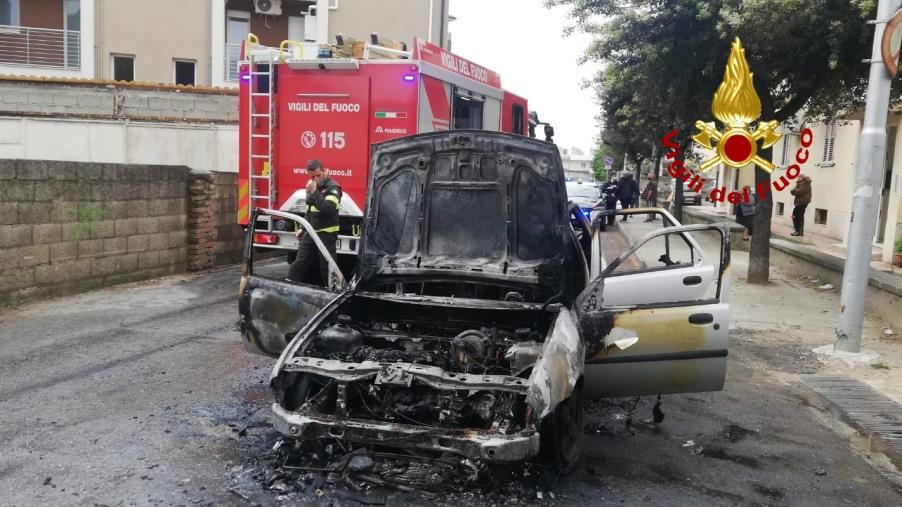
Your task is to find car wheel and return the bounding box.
[286,250,297,265]
[538,381,583,473]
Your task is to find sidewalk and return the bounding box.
[697,204,901,275]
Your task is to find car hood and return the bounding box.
[355,130,575,293]
[569,196,599,209]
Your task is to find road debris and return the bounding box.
[817,284,834,291]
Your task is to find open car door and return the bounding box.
[578,220,731,398]
[238,209,346,356]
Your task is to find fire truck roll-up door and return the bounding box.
[278,74,372,215]
[418,67,503,134]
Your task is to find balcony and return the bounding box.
[225,42,241,81]
[0,25,81,70]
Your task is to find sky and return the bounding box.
[447,0,600,155]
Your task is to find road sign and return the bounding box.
[604,155,614,168]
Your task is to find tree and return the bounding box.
[591,144,619,181]
[550,0,889,284]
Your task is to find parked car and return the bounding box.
[238,131,731,471]
[683,182,704,206]
[565,180,602,217]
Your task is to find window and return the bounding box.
[0,0,19,26]
[64,0,80,68]
[226,11,250,81]
[511,103,524,135]
[776,202,785,216]
[112,55,134,82]
[174,59,196,86]
[814,208,828,225]
[451,88,484,129]
[822,121,836,164]
[780,132,797,167]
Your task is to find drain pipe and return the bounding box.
[439,0,446,48]
[316,0,329,44]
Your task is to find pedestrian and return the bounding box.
[642,173,658,222]
[287,158,342,287]
[617,172,639,222]
[603,182,619,226]
[790,174,812,236]
[734,186,755,241]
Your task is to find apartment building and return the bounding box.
[561,146,595,182]
[0,0,449,86]
[0,0,448,172]
[710,116,901,265]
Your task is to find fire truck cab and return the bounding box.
[238,35,536,266]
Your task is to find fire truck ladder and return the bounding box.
[247,49,276,214]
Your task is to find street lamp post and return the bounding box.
[835,0,902,353]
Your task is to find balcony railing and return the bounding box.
[225,42,241,81]
[0,25,81,70]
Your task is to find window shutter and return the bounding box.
[823,121,835,163]
[780,135,790,166]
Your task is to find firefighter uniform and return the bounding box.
[287,177,342,286]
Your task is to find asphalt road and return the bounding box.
[1,261,902,505]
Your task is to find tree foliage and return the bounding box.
[591,144,618,181]
[550,0,887,283]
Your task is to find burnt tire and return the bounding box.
[538,382,583,474]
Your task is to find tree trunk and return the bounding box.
[747,152,773,284]
[672,140,692,224]
[747,92,779,284]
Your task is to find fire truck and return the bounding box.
[237,34,544,266]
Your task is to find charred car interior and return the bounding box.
[239,131,732,470]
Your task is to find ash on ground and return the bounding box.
[228,433,571,505]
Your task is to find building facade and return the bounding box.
[710,115,902,265]
[0,0,449,87]
[561,146,595,182]
[0,0,448,175]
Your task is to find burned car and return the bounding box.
[239,131,731,470]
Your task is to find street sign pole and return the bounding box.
[835,0,901,353]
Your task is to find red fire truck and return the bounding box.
[237,35,539,264]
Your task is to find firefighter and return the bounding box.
[287,159,342,287]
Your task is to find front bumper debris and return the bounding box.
[271,404,540,462]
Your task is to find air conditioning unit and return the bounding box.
[255,0,282,16]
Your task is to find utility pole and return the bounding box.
[835,0,901,353]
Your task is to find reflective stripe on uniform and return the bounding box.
[325,194,341,209]
[315,225,340,233]
[309,205,319,212]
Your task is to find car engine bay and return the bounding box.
[273,291,555,435]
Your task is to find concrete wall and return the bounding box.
[0,81,238,173]
[96,0,212,85]
[0,160,245,305]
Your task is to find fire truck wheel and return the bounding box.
[286,251,296,265]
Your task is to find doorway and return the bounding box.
[876,126,896,244]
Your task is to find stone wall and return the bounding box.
[0,160,244,305]
[211,172,245,266]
